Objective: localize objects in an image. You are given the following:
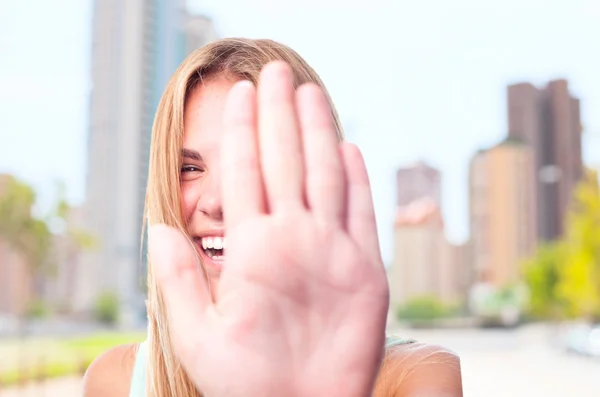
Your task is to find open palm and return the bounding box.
[150,62,389,397]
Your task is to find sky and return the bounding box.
[1,0,599,264]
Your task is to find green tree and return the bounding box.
[523,169,600,322]
[0,175,54,375]
[0,175,52,318]
[94,291,120,325]
[396,296,450,322]
[0,175,96,381]
[0,177,95,315]
[0,176,53,301]
[556,169,600,321]
[523,242,564,319]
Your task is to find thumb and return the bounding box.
[149,224,212,349]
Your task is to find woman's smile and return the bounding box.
[193,234,226,270]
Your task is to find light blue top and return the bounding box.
[129,341,148,397]
[129,335,415,397]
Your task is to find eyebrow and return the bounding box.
[181,148,203,161]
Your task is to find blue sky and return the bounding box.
[1,0,599,263]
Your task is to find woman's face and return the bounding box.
[181,76,235,282]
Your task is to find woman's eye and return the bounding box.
[181,165,204,173]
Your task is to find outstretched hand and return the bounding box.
[150,62,390,397]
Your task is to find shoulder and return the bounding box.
[82,343,139,397]
[375,341,463,397]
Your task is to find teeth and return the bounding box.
[201,236,226,251]
[213,237,223,250]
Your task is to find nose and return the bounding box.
[196,172,223,220]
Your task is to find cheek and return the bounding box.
[181,182,200,220]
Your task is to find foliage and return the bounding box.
[48,180,96,250]
[523,169,600,322]
[25,299,51,320]
[0,176,96,317]
[396,296,450,322]
[0,176,52,272]
[523,243,565,319]
[94,291,120,325]
[556,169,600,321]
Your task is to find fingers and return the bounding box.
[222,62,347,230]
[257,62,305,213]
[340,144,383,265]
[149,225,211,346]
[296,84,346,226]
[222,81,266,230]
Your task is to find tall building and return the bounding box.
[507,79,583,242]
[469,140,537,287]
[390,162,468,308]
[396,161,441,208]
[390,198,444,307]
[389,198,465,308]
[442,242,471,304]
[80,1,216,321]
[184,14,218,56]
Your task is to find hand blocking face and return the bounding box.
[149,61,390,397]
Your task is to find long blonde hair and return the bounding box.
[144,38,344,397]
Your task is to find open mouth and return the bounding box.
[198,236,226,261]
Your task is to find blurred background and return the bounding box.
[1,0,599,396]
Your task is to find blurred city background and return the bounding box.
[1,0,599,396]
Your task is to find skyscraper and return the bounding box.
[507,79,583,242]
[396,161,441,208]
[390,198,445,306]
[184,14,218,56]
[389,198,465,307]
[469,140,537,286]
[79,1,216,321]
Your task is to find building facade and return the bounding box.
[80,0,216,322]
[389,198,465,308]
[469,140,537,287]
[396,161,442,208]
[390,198,444,307]
[507,79,583,242]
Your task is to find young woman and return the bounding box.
[83,38,462,397]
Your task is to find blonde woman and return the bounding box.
[83,38,462,397]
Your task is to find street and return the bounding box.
[398,324,600,397]
[1,324,598,397]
